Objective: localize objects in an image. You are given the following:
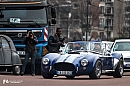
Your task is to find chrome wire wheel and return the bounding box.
[119,59,124,76]
[89,60,102,79]
[95,62,102,77]
[113,59,124,78]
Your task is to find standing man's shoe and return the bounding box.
[21,72,24,76]
[31,74,35,76]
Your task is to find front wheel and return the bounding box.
[12,66,21,75]
[113,59,124,78]
[41,71,54,79]
[89,60,102,79]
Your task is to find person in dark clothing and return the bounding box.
[47,28,65,53]
[21,30,38,76]
[73,43,81,50]
[93,43,102,52]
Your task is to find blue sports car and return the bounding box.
[41,41,124,79]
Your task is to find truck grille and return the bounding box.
[54,62,75,71]
[0,32,42,40]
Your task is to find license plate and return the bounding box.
[17,51,25,55]
[56,71,72,75]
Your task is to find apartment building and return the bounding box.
[48,0,128,41]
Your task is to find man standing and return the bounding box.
[21,30,38,76]
[47,28,65,53]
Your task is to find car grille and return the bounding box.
[124,58,130,62]
[54,62,75,71]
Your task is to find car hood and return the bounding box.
[56,54,83,63]
[113,51,130,58]
[44,52,97,64]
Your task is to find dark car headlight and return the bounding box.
[42,58,49,65]
[81,59,88,66]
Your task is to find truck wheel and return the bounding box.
[89,60,102,79]
[113,59,124,78]
[12,66,21,75]
[41,70,54,79]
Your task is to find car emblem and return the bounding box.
[18,33,22,38]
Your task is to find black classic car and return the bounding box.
[0,35,22,75]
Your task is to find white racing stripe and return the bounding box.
[65,54,80,63]
[56,54,70,63]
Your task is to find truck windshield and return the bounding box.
[0,7,47,25]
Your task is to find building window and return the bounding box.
[125,6,130,12]
[106,7,114,14]
[126,1,130,5]
[106,19,113,27]
[107,7,111,13]
[100,0,105,2]
[99,18,105,28]
[106,0,114,2]
[100,32,104,40]
[100,6,105,14]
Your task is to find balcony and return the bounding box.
[104,25,113,30]
[104,13,114,17]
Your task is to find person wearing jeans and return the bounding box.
[21,52,37,75]
[21,30,38,76]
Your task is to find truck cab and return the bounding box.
[0,0,56,74]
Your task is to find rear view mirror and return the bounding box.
[107,49,110,52]
[48,19,56,26]
[51,18,56,24]
[51,7,56,18]
[0,10,4,18]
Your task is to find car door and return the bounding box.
[2,37,12,65]
[0,37,4,64]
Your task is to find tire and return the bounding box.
[41,70,54,79]
[12,66,21,75]
[89,60,102,79]
[113,59,124,78]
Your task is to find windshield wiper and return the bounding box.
[0,21,17,27]
[8,22,16,27]
[25,21,41,27]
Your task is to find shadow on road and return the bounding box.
[53,77,114,80]
[0,71,14,75]
[38,75,114,80]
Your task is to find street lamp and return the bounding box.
[68,13,71,38]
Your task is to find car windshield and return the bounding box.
[64,41,106,54]
[0,7,47,25]
[113,42,130,51]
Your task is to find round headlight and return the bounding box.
[81,59,88,66]
[42,58,49,65]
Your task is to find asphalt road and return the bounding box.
[0,72,130,86]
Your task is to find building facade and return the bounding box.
[48,0,128,41]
